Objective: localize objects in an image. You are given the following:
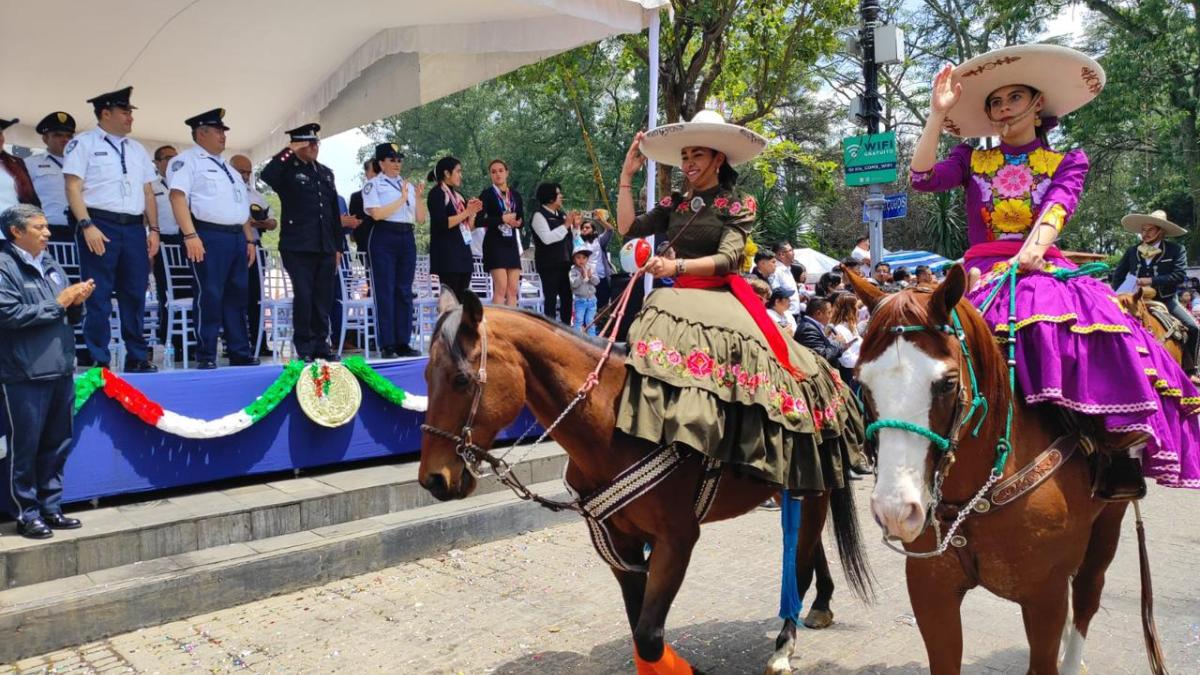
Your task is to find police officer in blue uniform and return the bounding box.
[167,108,259,369]
[363,143,426,358]
[24,112,76,242]
[63,86,160,372]
[260,124,345,361]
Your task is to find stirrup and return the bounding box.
[1091,451,1147,502]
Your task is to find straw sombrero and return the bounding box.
[942,44,1105,138]
[1122,210,1188,238]
[640,110,767,167]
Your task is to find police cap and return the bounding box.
[36,111,77,135]
[185,108,230,131]
[87,86,137,111]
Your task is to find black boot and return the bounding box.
[1092,452,1147,502]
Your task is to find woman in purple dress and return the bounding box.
[910,44,1198,491]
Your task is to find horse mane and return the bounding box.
[433,304,626,374]
[859,288,1013,442]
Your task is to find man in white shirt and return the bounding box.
[769,240,801,316]
[231,154,276,356]
[166,108,257,369]
[24,112,76,241]
[850,236,871,267]
[63,86,160,372]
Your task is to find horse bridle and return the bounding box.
[864,303,1015,558]
[420,317,495,478]
[418,316,587,512]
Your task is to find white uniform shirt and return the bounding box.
[770,264,800,316]
[166,147,249,226]
[0,165,17,215]
[24,153,68,225]
[246,184,268,243]
[62,128,156,216]
[152,175,180,235]
[361,174,416,223]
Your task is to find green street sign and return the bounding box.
[843,131,898,186]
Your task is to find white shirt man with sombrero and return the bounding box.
[1110,210,1198,380]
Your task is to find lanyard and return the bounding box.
[447,187,465,212]
[384,177,409,204]
[47,155,63,169]
[103,137,127,175]
[207,157,234,184]
[493,185,513,213]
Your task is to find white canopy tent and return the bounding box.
[0,0,666,161]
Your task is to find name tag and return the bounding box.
[500,225,513,237]
[460,227,473,245]
[94,151,108,156]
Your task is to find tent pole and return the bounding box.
[644,9,660,296]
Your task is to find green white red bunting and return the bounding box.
[72,356,427,440]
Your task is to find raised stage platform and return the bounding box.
[0,357,537,513]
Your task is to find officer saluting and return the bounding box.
[363,143,426,358]
[166,108,259,370]
[24,112,76,242]
[63,86,160,372]
[260,123,344,361]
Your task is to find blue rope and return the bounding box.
[778,492,803,622]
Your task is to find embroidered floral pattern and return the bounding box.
[1028,148,1064,176]
[669,192,757,218]
[972,175,993,203]
[970,148,1005,176]
[993,164,1034,198]
[631,338,846,426]
[992,199,1033,232]
[971,146,1069,239]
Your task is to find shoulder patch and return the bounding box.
[65,139,78,155]
[363,183,373,194]
[171,160,185,172]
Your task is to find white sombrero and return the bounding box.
[640,110,767,167]
[942,44,1105,138]
[1122,210,1188,238]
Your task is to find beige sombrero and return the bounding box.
[942,44,1105,138]
[1122,210,1188,238]
[640,110,767,167]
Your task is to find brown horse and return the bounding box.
[846,266,1161,675]
[1119,287,1185,366]
[418,288,870,674]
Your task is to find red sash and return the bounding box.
[675,275,803,380]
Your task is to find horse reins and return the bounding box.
[420,197,713,510]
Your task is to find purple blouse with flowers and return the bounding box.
[910,138,1089,247]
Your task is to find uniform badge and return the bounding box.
[65,139,78,155]
[363,183,373,194]
[56,112,68,124]
[171,160,185,172]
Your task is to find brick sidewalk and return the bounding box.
[8,482,1198,674]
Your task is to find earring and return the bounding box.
[1034,117,1042,127]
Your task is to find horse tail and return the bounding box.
[1134,501,1170,675]
[830,481,875,604]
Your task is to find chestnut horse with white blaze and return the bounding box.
[846,266,1166,675]
[418,288,871,674]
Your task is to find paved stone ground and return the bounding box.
[8,482,1199,674]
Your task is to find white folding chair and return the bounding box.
[159,244,197,367]
[46,242,87,356]
[337,250,377,358]
[412,271,440,354]
[256,248,294,362]
[469,273,493,304]
[518,272,545,314]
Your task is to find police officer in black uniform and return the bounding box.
[260,124,344,361]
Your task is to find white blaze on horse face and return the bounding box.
[859,338,946,542]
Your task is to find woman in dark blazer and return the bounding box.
[477,159,524,306]
[426,156,481,298]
